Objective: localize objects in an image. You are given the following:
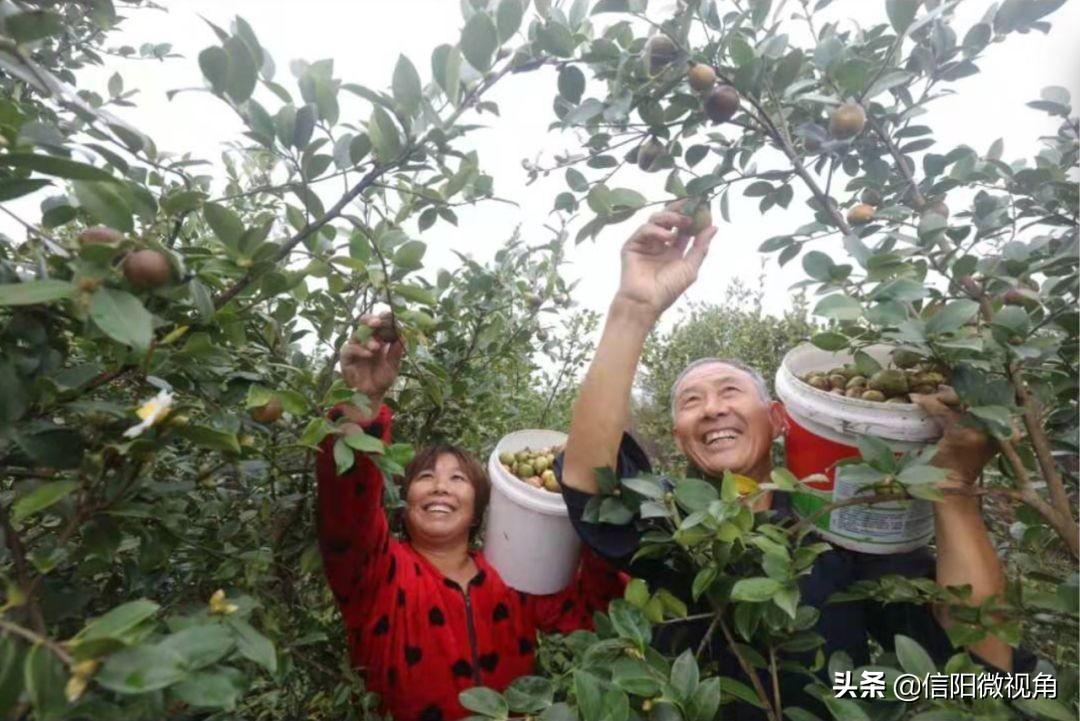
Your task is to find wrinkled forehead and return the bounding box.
[675,361,759,398]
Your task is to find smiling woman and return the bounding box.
[315,314,625,721]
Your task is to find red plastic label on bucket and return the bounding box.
[783,409,859,490]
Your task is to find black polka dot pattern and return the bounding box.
[429,607,445,626]
[419,705,443,721]
[492,603,509,622]
[397,588,406,607]
[373,615,390,635]
[405,645,423,666]
[451,659,473,678]
[518,637,533,654]
[388,667,398,687]
[387,556,397,582]
[478,653,499,672]
[561,599,574,613]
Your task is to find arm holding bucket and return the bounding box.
[912,391,1012,671]
[562,207,715,494]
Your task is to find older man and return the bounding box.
[558,206,1031,717]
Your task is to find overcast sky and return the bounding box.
[18,0,1080,327]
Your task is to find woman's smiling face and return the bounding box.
[404,453,477,546]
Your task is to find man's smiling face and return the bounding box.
[671,361,784,480]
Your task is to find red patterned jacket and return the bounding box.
[316,405,626,721]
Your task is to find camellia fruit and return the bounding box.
[687,63,716,92]
[828,102,867,140]
[122,249,173,289]
[79,225,124,245]
[860,188,882,206]
[637,137,665,172]
[644,35,678,76]
[922,199,950,219]
[846,203,875,225]
[250,396,283,423]
[703,84,740,123]
[684,199,712,234]
[374,324,399,344]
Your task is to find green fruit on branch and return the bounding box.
[683,198,712,233]
[637,137,665,172]
[828,102,867,140]
[524,292,542,310]
[644,35,678,76]
[847,203,875,225]
[79,226,124,245]
[687,63,716,92]
[703,85,740,123]
[123,249,173,289]
[250,396,283,423]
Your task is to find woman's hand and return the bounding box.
[339,313,404,410]
[911,387,998,487]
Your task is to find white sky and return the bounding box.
[10,0,1080,327]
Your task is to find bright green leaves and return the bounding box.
[814,294,862,321]
[0,280,72,307]
[73,180,134,232]
[369,107,403,163]
[432,44,463,105]
[198,18,261,103]
[11,481,79,523]
[90,288,153,350]
[461,687,510,719]
[461,11,498,72]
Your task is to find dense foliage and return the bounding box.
[0,0,1076,720]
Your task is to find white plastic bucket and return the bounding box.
[482,429,580,594]
[775,343,942,554]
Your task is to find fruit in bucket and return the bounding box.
[501,444,564,494]
[798,349,951,404]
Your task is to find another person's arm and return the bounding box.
[529,548,628,634]
[562,207,715,494]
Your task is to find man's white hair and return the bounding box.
[670,357,771,420]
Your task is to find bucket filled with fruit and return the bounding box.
[482,429,579,594]
[774,343,947,554]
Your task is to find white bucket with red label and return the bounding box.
[775,344,942,554]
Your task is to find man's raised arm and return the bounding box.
[561,205,715,494]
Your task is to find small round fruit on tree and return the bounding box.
[682,198,712,234]
[687,63,716,93]
[374,324,399,343]
[122,249,173,289]
[860,187,883,206]
[703,85,740,123]
[846,203,876,225]
[536,328,549,342]
[79,225,124,245]
[250,396,283,423]
[644,35,679,76]
[524,292,542,310]
[828,102,867,140]
[637,137,665,172]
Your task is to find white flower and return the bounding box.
[122,389,174,438]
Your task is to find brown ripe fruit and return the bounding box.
[703,85,740,123]
[860,188,883,207]
[847,203,876,225]
[637,137,665,172]
[687,63,716,93]
[123,249,173,289]
[644,35,679,76]
[79,226,124,245]
[250,396,283,423]
[828,102,867,140]
[374,324,399,343]
[957,275,983,297]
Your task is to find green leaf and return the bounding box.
[98,643,188,693]
[814,294,862,321]
[925,299,979,335]
[459,687,509,719]
[73,180,133,232]
[558,66,585,104]
[159,624,234,670]
[969,405,1014,439]
[90,288,153,350]
[719,677,766,708]
[1013,698,1078,721]
[690,677,721,721]
[23,644,66,721]
[343,431,384,454]
[731,577,782,602]
[857,436,896,473]
[392,55,423,116]
[5,10,64,42]
[894,634,936,677]
[802,250,834,281]
[670,649,699,701]
[810,331,849,351]
[496,0,524,41]
[505,676,554,714]
[624,578,649,607]
[896,466,945,485]
[224,36,257,103]
[0,178,51,202]
[12,481,78,523]
[461,11,498,72]
[204,203,244,248]
[369,107,402,163]
[0,280,73,307]
[199,46,228,93]
[171,667,245,709]
[72,599,160,646]
[691,567,718,601]
[227,619,277,673]
[886,0,919,34]
[0,153,117,182]
[177,425,241,454]
[770,468,798,491]
[674,478,718,512]
[393,240,427,270]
